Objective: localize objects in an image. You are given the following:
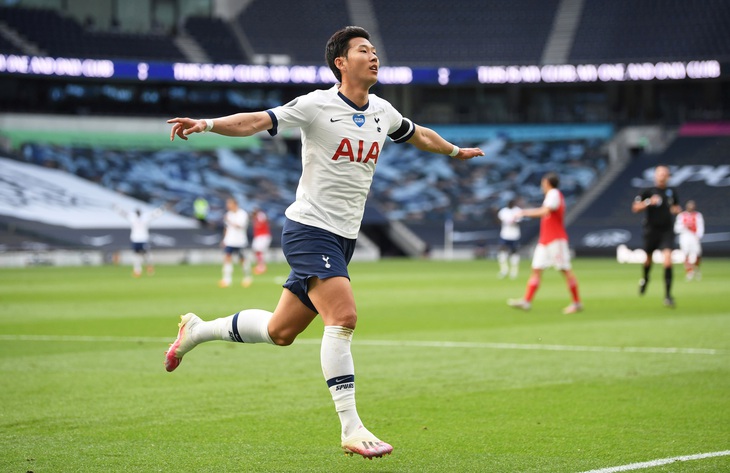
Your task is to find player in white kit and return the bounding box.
[165,26,484,459]
[219,197,253,288]
[115,204,166,277]
[496,199,522,279]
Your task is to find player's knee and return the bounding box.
[268,327,298,346]
[325,310,357,330]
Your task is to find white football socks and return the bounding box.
[191,309,274,344]
[497,251,508,275]
[222,262,233,284]
[242,253,252,278]
[321,326,364,439]
[509,253,520,277]
[133,254,143,275]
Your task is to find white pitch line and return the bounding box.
[577,450,730,473]
[0,335,725,355]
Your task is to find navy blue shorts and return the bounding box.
[281,218,356,313]
[499,237,520,253]
[131,242,147,253]
[223,246,245,259]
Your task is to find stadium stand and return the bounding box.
[182,15,248,64]
[0,34,22,55]
[370,0,560,66]
[570,1,730,63]
[10,141,299,228]
[2,122,611,255]
[0,6,185,61]
[373,136,607,223]
[236,0,350,65]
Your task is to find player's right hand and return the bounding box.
[167,117,205,141]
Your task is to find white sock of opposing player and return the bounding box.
[321,326,364,439]
[133,254,143,274]
[497,251,508,275]
[509,253,520,277]
[222,262,233,284]
[191,309,274,344]
[242,252,252,278]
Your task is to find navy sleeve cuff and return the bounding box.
[265,110,278,136]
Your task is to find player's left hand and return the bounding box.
[167,117,206,141]
[452,147,485,161]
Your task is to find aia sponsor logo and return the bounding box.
[331,138,380,164]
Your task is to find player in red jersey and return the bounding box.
[674,200,704,281]
[507,172,583,314]
[251,207,272,274]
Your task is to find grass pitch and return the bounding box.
[1,258,728,472]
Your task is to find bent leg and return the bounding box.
[267,289,318,345]
[165,288,316,371]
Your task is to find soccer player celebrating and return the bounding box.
[165,26,484,459]
[507,172,583,314]
[632,165,681,307]
[219,197,252,288]
[674,199,704,281]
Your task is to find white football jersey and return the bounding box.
[223,208,249,248]
[498,206,522,240]
[127,207,164,243]
[267,85,414,239]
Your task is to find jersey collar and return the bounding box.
[337,91,369,111]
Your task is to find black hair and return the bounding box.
[325,26,371,82]
[543,172,560,189]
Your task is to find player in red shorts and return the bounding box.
[674,199,704,281]
[507,172,583,314]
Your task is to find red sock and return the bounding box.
[567,275,580,303]
[524,276,540,302]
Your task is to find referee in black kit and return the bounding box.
[631,165,682,307]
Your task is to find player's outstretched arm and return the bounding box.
[520,206,550,218]
[168,111,273,141]
[406,124,484,160]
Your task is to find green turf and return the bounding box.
[1,258,728,472]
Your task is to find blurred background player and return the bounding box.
[219,197,253,288]
[496,199,522,279]
[114,204,166,277]
[251,207,272,274]
[507,172,583,314]
[674,199,704,281]
[193,196,209,228]
[631,165,681,307]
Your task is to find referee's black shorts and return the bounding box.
[642,225,675,255]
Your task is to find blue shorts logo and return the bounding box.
[352,114,365,127]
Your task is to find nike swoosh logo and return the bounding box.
[335,377,352,383]
[330,118,343,122]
